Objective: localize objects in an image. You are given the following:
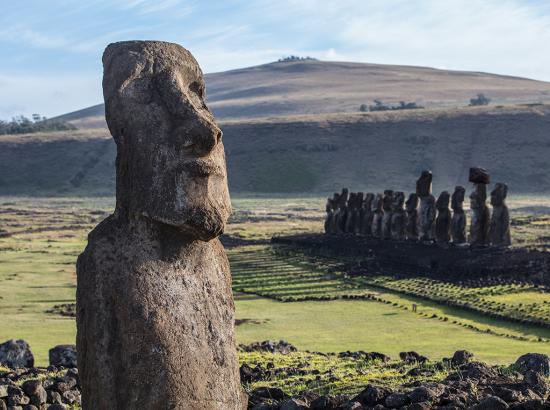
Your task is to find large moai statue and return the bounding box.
[435,191,451,243]
[334,188,349,234]
[344,192,356,233]
[416,170,436,241]
[381,190,394,239]
[405,193,419,240]
[489,182,511,246]
[361,193,375,235]
[76,41,246,410]
[451,186,467,244]
[371,193,384,238]
[345,192,363,234]
[324,195,336,234]
[390,191,406,240]
[353,192,364,234]
[469,167,491,246]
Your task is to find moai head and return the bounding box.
[382,190,394,211]
[436,191,450,210]
[372,194,384,212]
[405,193,419,212]
[356,192,364,208]
[490,183,508,207]
[416,170,432,197]
[364,193,375,209]
[331,193,339,210]
[451,186,465,211]
[348,192,357,209]
[470,184,487,210]
[103,41,229,241]
[392,192,405,211]
[338,188,349,209]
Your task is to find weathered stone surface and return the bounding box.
[324,194,336,235]
[360,193,375,235]
[419,195,436,241]
[490,183,511,247]
[390,191,406,240]
[469,167,491,184]
[345,192,363,234]
[515,353,550,376]
[371,194,384,238]
[0,340,34,369]
[76,41,245,409]
[48,345,76,368]
[451,186,466,244]
[435,191,451,243]
[405,193,419,240]
[470,183,490,246]
[381,190,394,239]
[416,170,432,197]
[334,188,349,234]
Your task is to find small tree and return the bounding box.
[469,93,491,106]
[359,104,368,112]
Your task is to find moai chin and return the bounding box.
[435,191,451,243]
[416,170,436,241]
[489,182,511,246]
[76,41,245,410]
[371,193,384,238]
[405,193,419,240]
[361,193,375,235]
[381,190,394,239]
[390,191,406,240]
[469,167,491,246]
[451,186,467,244]
[334,188,349,234]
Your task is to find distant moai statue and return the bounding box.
[361,193,375,235]
[324,193,339,234]
[451,186,466,244]
[416,170,436,241]
[469,167,491,246]
[345,192,363,234]
[390,191,406,240]
[371,193,384,238]
[334,188,349,234]
[381,190,394,239]
[354,192,364,234]
[435,191,451,243]
[344,192,357,233]
[489,182,511,246]
[405,193,419,240]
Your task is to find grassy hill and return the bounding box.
[54,59,550,128]
[3,104,550,195]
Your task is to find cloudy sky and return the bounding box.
[2,0,550,119]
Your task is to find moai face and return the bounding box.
[364,193,375,209]
[416,170,433,197]
[339,189,349,209]
[451,186,465,211]
[382,190,394,211]
[348,193,357,209]
[331,193,339,210]
[392,192,405,211]
[490,183,508,206]
[436,191,450,210]
[103,41,229,241]
[405,193,419,212]
[356,192,364,208]
[372,194,383,212]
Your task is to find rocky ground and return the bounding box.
[1,339,550,409]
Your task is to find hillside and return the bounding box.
[3,105,550,196]
[55,59,550,128]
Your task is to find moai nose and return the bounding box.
[187,116,222,156]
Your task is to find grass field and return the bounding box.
[1,196,550,366]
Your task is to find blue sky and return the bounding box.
[2,0,550,119]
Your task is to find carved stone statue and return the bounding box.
[489,183,511,246]
[405,193,419,240]
[371,193,384,238]
[324,195,336,234]
[435,191,451,243]
[381,190,394,239]
[390,191,406,240]
[469,183,491,246]
[361,193,375,235]
[353,192,364,234]
[416,170,435,241]
[334,188,349,234]
[76,41,245,410]
[451,186,466,244]
[345,192,363,234]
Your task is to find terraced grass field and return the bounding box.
[1,196,550,366]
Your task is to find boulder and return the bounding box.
[0,340,34,369]
[48,345,76,368]
[471,395,508,410]
[515,353,550,376]
[451,350,474,366]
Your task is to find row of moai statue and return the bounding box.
[324,168,511,247]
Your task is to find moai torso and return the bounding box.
[334,188,349,234]
[469,183,490,246]
[371,194,384,238]
[405,193,419,240]
[353,192,364,234]
[345,192,362,234]
[76,41,245,410]
[361,193,375,235]
[390,191,406,240]
[416,170,435,241]
[381,190,394,239]
[324,196,334,234]
[489,183,511,246]
[435,191,451,243]
[451,186,466,244]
